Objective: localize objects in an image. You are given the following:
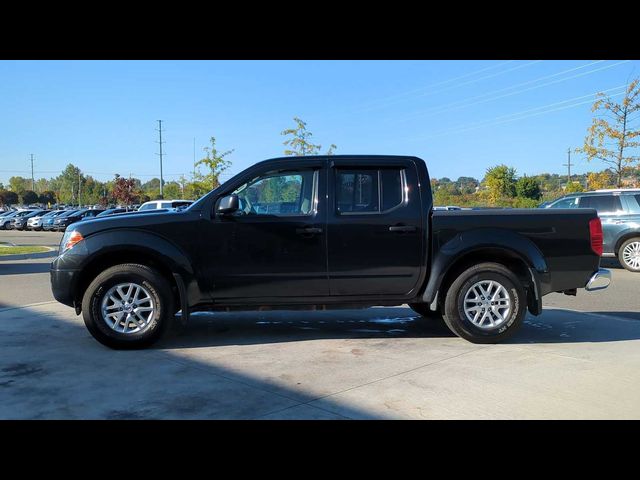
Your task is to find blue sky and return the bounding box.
[1,60,638,187]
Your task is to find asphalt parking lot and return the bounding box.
[1,230,639,419]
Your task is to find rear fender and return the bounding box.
[422,229,548,314]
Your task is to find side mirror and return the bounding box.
[217,194,239,215]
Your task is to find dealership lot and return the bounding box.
[1,230,639,419]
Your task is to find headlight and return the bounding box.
[60,230,84,254]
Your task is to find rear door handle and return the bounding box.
[388,225,417,233]
[296,227,323,235]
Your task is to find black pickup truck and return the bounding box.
[50,155,611,349]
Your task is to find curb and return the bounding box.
[0,246,58,261]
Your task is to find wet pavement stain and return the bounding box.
[1,363,44,378]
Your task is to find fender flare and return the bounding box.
[79,229,195,277]
[71,229,199,318]
[422,228,549,313]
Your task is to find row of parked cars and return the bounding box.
[0,199,195,232]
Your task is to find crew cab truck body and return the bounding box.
[50,155,610,349]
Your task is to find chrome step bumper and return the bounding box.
[585,269,611,292]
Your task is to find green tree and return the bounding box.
[565,181,584,193]
[0,190,19,206]
[456,176,479,194]
[9,176,30,194]
[52,164,82,204]
[39,191,57,205]
[21,190,39,204]
[282,117,321,156]
[511,196,540,208]
[483,165,517,202]
[281,117,337,156]
[163,181,182,199]
[142,178,161,199]
[576,79,640,187]
[35,178,50,193]
[194,136,234,191]
[515,176,541,200]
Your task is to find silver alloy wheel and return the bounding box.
[101,282,155,334]
[463,280,512,330]
[622,241,640,270]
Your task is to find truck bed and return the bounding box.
[431,208,601,295]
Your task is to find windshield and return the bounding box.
[97,209,116,217]
[58,210,79,217]
[16,210,35,217]
[24,210,45,218]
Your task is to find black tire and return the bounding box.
[443,262,526,344]
[618,237,640,273]
[408,303,444,321]
[81,263,175,349]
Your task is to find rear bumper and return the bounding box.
[585,268,611,292]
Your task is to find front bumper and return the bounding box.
[50,267,80,307]
[585,268,611,292]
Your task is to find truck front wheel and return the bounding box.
[443,262,526,343]
[81,264,175,349]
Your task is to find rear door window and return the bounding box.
[579,195,622,214]
[336,168,404,214]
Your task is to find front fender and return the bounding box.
[59,229,195,277]
[53,228,202,308]
[422,228,549,305]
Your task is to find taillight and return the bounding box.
[589,217,603,256]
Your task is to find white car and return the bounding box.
[137,199,194,211]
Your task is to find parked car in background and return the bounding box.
[138,199,194,211]
[0,211,19,228]
[1,210,35,230]
[45,210,78,231]
[13,210,49,230]
[544,188,640,272]
[96,207,134,217]
[53,208,106,231]
[28,210,67,231]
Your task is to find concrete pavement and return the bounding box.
[1,301,639,419]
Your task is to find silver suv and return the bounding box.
[545,189,640,272]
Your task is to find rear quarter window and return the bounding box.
[627,194,640,213]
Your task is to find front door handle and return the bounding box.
[296,227,323,235]
[388,225,417,233]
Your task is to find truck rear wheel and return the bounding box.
[81,264,174,349]
[443,262,526,343]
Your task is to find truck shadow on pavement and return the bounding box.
[0,303,375,419]
[160,306,640,349]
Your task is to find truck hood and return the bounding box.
[67,208,202,237]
